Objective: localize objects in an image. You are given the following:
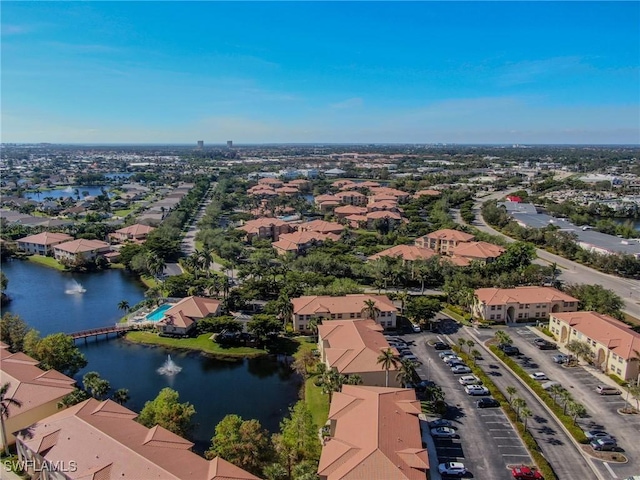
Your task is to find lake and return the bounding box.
[77,340,301,453]
[3,259,301,452]
[24,185,110,201]
[2,259,146,335]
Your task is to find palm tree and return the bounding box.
[506,386,518,404]
[361,299,381,321]
[512,397,526,418]
[344,374,363,386]
[377,348,400,387]
[308,317,321,342]
[567,401,587,424]
[466,339,475,353]
[549,384,564,403]
[520,406,533,430]
[457,338,466,350]
[396,291,410,315]
[559,389,573,414]
[1,382,22,456]
[396,359,418,387]
[117,300,130,315]
[112,388,130,405]
[495,330,512,345]
[276,294,293,330]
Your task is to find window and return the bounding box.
[491,305,496,311]
[519,304,523,309]
[350,313,355,319]
[617,368,622,375]
[337,314,343,319]
[299,325,305,331]
[490,315,495,320]
[497,305,502,310]
[331,314,336,319]
[535,312,540,318]
[496,314,501,319]
[525,304,530,308]
[618,357,623,364]
[518,313,523,319]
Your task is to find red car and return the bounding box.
[512,466,543,480]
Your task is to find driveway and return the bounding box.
[510,327,640,480]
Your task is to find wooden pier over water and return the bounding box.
[68,325,132,343]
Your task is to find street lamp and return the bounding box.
[427,358,432,381]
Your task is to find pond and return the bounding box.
[24,185,110,201]
[2,259,146,335]
[77,340,301,453]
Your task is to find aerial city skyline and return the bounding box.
[2,1,639,145]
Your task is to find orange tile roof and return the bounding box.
[318,320,397,375]
[334,205,368,215]
[16,232,73,245]
[552,311,640,360]
[366,210,402,220]
[292,294,396,316]
[450,241,505,259]
[318,385,428,480]
[368,245,437,262]
[0,345,75,420]
[15,398,260,480]
[298,219,344,234]
[161,296,220,323]
[475,286,579,306]
[115,224,155,236]
[335,191,366,199]
[369,187,410,198]
[424,229,475,242]
[315,194,339,203]
[53,239,110,254]
[414,189,441,197]
[238,217,290,234]
[272,231,336,252]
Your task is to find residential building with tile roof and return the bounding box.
[156,296,222,336]
[368,245,437,263]
[334,205,368,219]
[549,311,640,382]
[415,229,475,254]
[16,232,74,256]
[237,217,293,242]
[318,320,400,387]
[449,241,505,264]
[291,294,397,332]
[473,286,579,323]
[297,219,345,235]
[109,223,155,244]
[0,342,76,449]
[334,191,367,206]
[14,398,261,480]
[272,231,339,256]
[53,239,111,264]
[318,385,428,480]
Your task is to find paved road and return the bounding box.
[508,327,640,480]
[466,190,640,320]
[434,325,600,480]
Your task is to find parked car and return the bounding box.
[591,438,618,451]
[499,344,520,356]
[477,397,500,408]
[533,338,556,350]
[431,426,458,438]
[552,354,569,364]
[541,381,561,391]
[529,372,549,381]
[438,462,467,476]
[451,365,472,374]
[433,341,450,350]
[596,385,622,395]
[512,465,544,479]
[458,375,482,386]
[442,355,463,363]
[438,350,455,359]
[429,418,453,428]
[464,385,490,396]
[585,430,614,440]
[412,323,421,332]
[402,354,422,364]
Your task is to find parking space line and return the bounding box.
[603,462,618,479]
[502,454,532,458]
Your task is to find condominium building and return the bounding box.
[52,239,112,264]
[237,217,293,242]
[549,311,640,382]
[16,232,74,256]
[291,294,397,332]
[318,385,428,480]
[415,229,475,254]
[473,286,579,323]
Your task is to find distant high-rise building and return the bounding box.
[197,140,204,149]
[227,140,233,148]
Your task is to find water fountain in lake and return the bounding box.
[63,186,74,193]
[157,355,182,376]
[65,280,86,294]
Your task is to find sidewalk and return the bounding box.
[418,414,442,480]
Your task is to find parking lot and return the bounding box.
[510,327,640,480]
[398,332,533,479]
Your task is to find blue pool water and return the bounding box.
[146,304,172,321]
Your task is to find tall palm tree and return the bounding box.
[277,294,293,330]
[520,406,533,430]
[495,330,512,345]
[112,388,130,405]
[396,359,418,387]
[512,397,526,418]
[506,386,517,404]
[1,382,22,456]
[361,299,381,321]
[377,348,400,387]
[308,317,321,342]
[117,300,130,314]
[549,384,565,403]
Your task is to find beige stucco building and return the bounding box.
[549,311,640,382]
[16,232,74,256]
[473,286,579,323]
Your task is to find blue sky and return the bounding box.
[2,2,639,144]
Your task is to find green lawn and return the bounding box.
[305,375,330,427]
[140,275,160,289]
[28,255,67,271]
[114,208,134,217]
[125,331,267,358]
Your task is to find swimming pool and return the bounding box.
[146,304,172,322]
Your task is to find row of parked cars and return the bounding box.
[385,336,422,364]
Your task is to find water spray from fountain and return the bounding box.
[157,355,182,376]
[65,280,86,294]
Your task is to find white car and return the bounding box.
[430,426,458,438]
[458,375,482,386]
[442,355,463,363]
[438,350,455,358]
[451,365,472,374]
[438,462,467,476]
[464,385,489,396]
[530,372,549,381]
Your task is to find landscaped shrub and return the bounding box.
[608,373,627,386]
[536,325,554,338]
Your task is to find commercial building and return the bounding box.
[473,286,579,323]
[549,311,640,382]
